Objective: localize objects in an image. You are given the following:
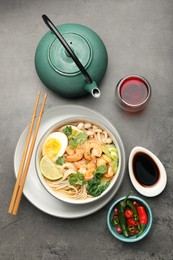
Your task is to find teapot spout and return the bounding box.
[84,81,101,98]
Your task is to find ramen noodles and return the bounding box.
[39,121,119,200]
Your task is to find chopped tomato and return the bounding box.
[114,207,118,216]
[127,218,139,226]
[116,225,122,234]
[132,200,140,207]
[124,209,133,219]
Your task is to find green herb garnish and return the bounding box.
[69,138,78,148]
[87,179,110,197]
[87,165,110,197]
[56,156,65,165]
[94,165,107,175]
[69,132,88,148]
[69,172,86,186]
[63,126,72,136]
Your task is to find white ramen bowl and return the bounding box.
[35,117,122,205]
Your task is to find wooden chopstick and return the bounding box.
[8,90,40,214]
[8,92,47,215]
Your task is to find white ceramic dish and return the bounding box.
[35,117,122,205]
[14,105,126,218]
[129,146,167,197]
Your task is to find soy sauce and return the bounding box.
[133,152,160,186]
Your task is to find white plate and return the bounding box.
[14,105,126,218]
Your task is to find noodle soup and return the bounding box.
[36,119,121,204]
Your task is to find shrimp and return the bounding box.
[104,166,114,178]
[83,140,102,161]
[84,170,95,181]
[75,159,88,169]
[96,156,114,179]
[66,145,84,162]
[75,159,96,181]
[97,155,107,167]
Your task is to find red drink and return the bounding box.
[116,75,151,112]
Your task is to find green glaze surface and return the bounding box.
[35,23,108,97]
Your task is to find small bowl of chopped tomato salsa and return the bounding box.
[107,194,153,242]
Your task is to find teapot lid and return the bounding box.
[48,33,92,75]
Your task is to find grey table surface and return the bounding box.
[0,0,173,259]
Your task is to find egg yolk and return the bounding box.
[43,138,62,160]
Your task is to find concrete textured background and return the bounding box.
[0,0,173,259]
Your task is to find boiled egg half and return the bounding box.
[42,132,68,162]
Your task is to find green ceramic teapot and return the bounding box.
[35,15,108,98]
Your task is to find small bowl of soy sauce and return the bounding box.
[129,146,167,197]
[115,75,151,112]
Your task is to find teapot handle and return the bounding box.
[42,14,93,84]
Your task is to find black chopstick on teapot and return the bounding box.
[42,14,93,84]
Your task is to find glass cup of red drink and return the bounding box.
[115,75,151,112]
